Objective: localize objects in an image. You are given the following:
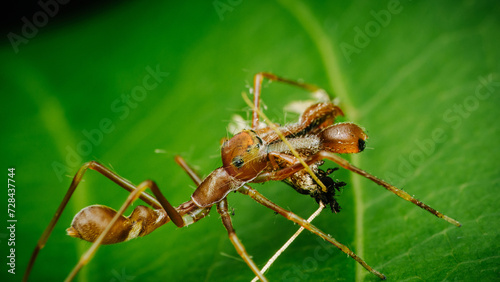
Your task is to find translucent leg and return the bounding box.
[237,185,386,280]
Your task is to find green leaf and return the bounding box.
[2,0,499,281]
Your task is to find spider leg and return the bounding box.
[174,155,386,279]
[251,72,325,129]
[237,184,386,280]
[217,198,268,282]
[250,202,326,282]
[317,151,462,227]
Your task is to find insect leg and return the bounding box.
[174,155,202,184]
[216,198,268,282]
[174,157,372,279]
[317,151,462,227]
[251,72,324,129]
[250,202,325,282]
[237,185,386,280]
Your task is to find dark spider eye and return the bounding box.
[232,156,244,168]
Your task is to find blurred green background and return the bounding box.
[1,0,499,281]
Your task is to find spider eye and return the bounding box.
[232,156,244,168]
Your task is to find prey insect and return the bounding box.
[24,72,461,281]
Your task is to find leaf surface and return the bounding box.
[1,1,499,281]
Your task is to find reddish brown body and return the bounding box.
[190,102,366,210]
[25,72,460,282]
[66,101,367,244]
